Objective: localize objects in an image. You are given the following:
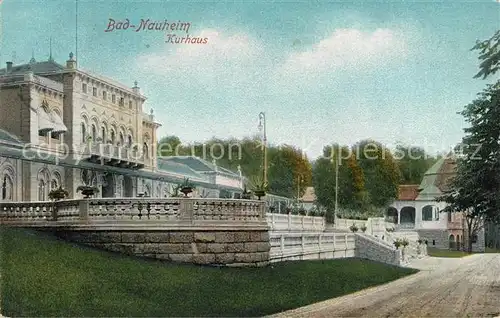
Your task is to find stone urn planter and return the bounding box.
[254,190,266,200]
[48,187,69,201]
[77,185,98,198]
[180,187,193,197]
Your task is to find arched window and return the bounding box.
[91,124,97,141]
[51,172,61,190]
[110,130,116,144]
[422,205,439,221]
[81,123,86,143]
[119,132,124,145]
[1,174,13,201]
[128,135,132,147]
[143,143,149,159]
[38,179,46,201]
[101,127,106,142]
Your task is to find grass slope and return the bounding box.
[1,227,418,317]
[427,247,500,258]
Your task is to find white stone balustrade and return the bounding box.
[269,232,355,262]
[266,213,326,232]
[0,198,267,230]
[335,218,368,230]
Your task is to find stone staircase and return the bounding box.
[383,230,427,263]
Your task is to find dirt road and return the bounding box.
[270,254,500,318]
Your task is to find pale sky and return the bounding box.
[2,0,499,159]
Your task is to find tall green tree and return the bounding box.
[394,144,438,184]
[354,139,400,207]
[472,29,500,79]
[312,144,365,220]
[438,30,500,252]
[438,81,500,252]
[157,135,184,157]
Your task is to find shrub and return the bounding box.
[417,239,423,245]
[401,238,409,247]
[360,225,367,232]
[393,240,401,249]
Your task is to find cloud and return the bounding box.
[137,29,265,78]
[279,28,408,75]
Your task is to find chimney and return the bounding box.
[6,62,13,73]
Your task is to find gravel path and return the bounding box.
[269,254,500,318]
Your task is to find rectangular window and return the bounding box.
[112,94,116,103]
[119,97,124,107]
[103,91,107,100]
[93,87,97,97]
[82,83,87,93]
[129,100,132,109]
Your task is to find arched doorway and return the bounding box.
[101,173,115,198]
[386,207,398,223]
[400,206,416,229]
[449,234,455,250]
[456,235,461,251]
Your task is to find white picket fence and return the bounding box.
[266,213,326,232]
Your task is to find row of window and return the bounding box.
[81,123,150,159]
[82,83,133,109]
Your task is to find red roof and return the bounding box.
[398,185,420,201]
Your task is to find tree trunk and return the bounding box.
[467,220,473,253]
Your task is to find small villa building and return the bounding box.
[299,187,316,212]
[387,156,485,252]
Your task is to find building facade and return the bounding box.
[386,156,485,251]
[0,54,244,202]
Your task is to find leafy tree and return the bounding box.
[354,139,400,207]
[438,81,500,252]
[438,30,500,252]
[394,144,438,184]
[472,29,500,79]
[312,144,364,220]
[157,135,184,157]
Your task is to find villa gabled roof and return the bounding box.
[416,154,457,200]
[398,185,420,201]
[300,187,316,202]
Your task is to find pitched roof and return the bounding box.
[0,129,22,145]
[300,187,316,202]
[156,158,205,181]
[0,60,65,76]
[398,185,420,201]
[162,156,239,177]
[416,155,457,200]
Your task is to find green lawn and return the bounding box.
[427,247,500,258]
[1,227,418,317]
[485,247,500,253]
[427,247,472,258]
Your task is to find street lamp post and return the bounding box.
[332,155,339,225]
[258,112,268,185]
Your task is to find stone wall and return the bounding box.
[55,229,271,267]
[354,233,401,266]
[417,229,448,249]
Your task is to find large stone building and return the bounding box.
[0,54,245,202]
[387,156,485,251]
